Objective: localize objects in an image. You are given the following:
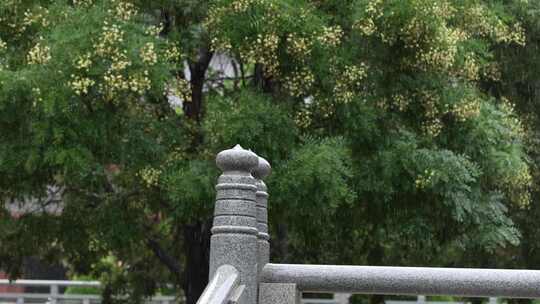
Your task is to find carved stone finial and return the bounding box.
[253,156,271,180]
[216,144,259,173]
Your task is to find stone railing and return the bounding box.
[196,265,242,304]
[0,279,177,304]
[198,145,540,304]
[0,278,348,304]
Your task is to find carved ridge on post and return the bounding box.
[211,226,259,235]
[258,232,270,241]
[216,183,258,190]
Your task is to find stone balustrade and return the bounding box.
[200,145,540,304]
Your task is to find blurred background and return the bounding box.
[1,0,540,303]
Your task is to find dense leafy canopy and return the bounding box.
[0,0,538,303]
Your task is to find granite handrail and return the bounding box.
[0,279,101,287]
[196,265,242,304]
[261,263,540,298]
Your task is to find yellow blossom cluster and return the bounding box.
[333,64,368,104]
[168,78,192,103]
[501,161,532,206]
[128,71,152,95]
[96,46,149,98]
[210,36,232,52]
[67,15,168,99]
[502,22,526,46]
[206,0,279,34]
[295,108,312,129]
[460,53,480,81]
[355,18,377,37]
[393,94,409,112]
[286,34,312,58]
[75,53,92,70]
[165,148,187,165]
[418,90,440,119]
[516,189,531,207]
[22,6,50,29]
[415,169,436,189]
[140,42,158,65]
[109,1,138,22]
[463,4,525,46]
[422,118,443,137]
[138,167,161,188]
[228,0,268,13]
[353,0,383,36]
[73,0,94,7]
[284,68,315,97]
[27,41,51,65]
[164,43,181,62]
[100,69,151,98]
[145,24,164,37]
[317,26,344,48]
[409,0,456,24]
[514,164,532,190]
[452,96,481,122]
[95,23,124,56]
[416,90,444,137]
[69,75,95,95]
[415,26,467,72]
[500,98,525,136]
[351,0,522,83]
[240,33,280,75]
[206,0,281,72]
[110,52,132,71]
[481,63,502,82]
[101,72,128,99]
[390,2,469,74]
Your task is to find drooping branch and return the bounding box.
[146,236,184,284]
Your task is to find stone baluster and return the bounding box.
[210,145,259,304]
[253,156,271,276]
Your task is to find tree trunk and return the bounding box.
[185,76,204,123]
[253,63,274,94]
[185,46,213,123]
[182,219,212,304]
[367,242,384,304]
[273,221,289,262]
[181,42,213,304]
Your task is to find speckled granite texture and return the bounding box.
[259,283,300,304]
[261,263,540,298]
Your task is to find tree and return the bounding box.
[482,0,540,274]
[0,1,533,304]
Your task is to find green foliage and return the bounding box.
[203,90,298,163]
[0,0,538,302]
[64,275,101,295]
[270,137,355,262]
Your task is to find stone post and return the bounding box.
[210,145,259,304]
[255,157,300,304]
[49,284,58,304]
[253,156,271,276]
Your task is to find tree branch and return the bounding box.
[146,236,184,284]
